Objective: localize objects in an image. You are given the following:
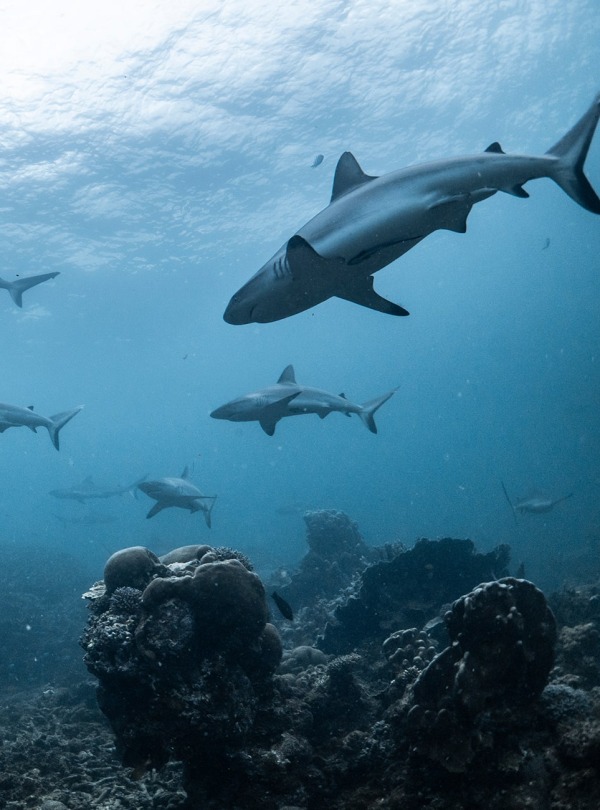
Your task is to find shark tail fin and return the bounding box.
[546,93,600,213]
[47,405,83,451]
[358,388,397,434]
[128,475,149,499]
[203,496,217,528]
[0,272,60,308]
[501,480,518,526]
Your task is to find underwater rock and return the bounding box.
[279,645,329,674]
[382,627,439,703]
[274,509,376,609]
[158,544,212,565]
[81,544,282,792]
[319,537,510,654]
[554,622,600,688]
[303,509,368,558]
[103,546,165,595]
[401,577,556,772]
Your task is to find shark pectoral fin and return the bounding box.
[504,184,530,198]
[427,194,473,233]
[146,502,165,519]
[259,392,301,436]
[259,419,277,436]
[335,276,409,316]
[286,235,344,278]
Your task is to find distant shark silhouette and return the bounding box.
[49,474,148,503]
[210,364,396,435]
[0,402,83,450]
[137,467,217,527]
[0,272,60,307]
[224,94,600,324]
[501,480,573,523]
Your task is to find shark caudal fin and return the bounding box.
[501,480,518,525]
[0,272,60,308]
[47,405,83,450]
[358,388,397,434]
[126,474,149,499]
[203,496,218,528]
[546,93,600,213]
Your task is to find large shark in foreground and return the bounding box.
[49,474,148,503]
[0,402,83,450]
[224,94,600,324]
[137,467,217,527]
[0,272,60,307]
[210,364,396,435]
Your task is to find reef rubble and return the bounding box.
[2,524,600,808]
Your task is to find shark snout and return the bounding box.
[209,404,230,419]
[223,294,253,325]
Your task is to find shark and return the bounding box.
[501,480,573,523]
[137,467,217,527]
[0,402,83,450]
[49,474,148,503]
[210,364,396,435]
[224,93,600,324]
[0,272,60,308]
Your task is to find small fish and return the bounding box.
[271,591,294,621]
[541,237,550,250]
[311,154,324,168]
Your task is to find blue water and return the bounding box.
[1,0,599,585]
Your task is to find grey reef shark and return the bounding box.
[210,364,396,436]
[224,93,600,324]
[0,402,83,450]
[49,474,148,503]
[501,480,573,524]
[0,272,60,307]
[137,467,217,527]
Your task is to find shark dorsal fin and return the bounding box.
[331,152,377,203]
[180,466,190,479]
[28,405,34,411]
[277,365,296,385]
[339,393,347,399]
[485,142,505,154]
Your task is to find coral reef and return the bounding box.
[0,534,581,808]
[81,545,282,801]
[396,577,557,772]
[318,537,510,653]
[274,509,376,608]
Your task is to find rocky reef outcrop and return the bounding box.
[78,535,600,809]
[81,544,282,801]
[396,577,557,772]
[318,536,510,653]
